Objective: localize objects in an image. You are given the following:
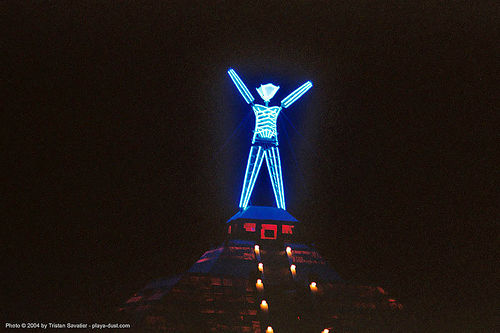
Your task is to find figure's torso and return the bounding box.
[252,104,282,144]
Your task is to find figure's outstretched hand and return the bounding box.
[228,69,255,105]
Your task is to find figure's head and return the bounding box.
[256,83,280,102]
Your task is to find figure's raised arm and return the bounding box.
[280,81,313,109]
[228,68,255,105]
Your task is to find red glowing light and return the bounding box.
[282,224,294,234]
[244,223,256,232]
[228,225,231,234]
[195,257,212,264]
[126,296,142,303]
[261,224,277,239]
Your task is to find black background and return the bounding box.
[4,1,497,331]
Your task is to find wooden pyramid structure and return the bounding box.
[119,206,409,332]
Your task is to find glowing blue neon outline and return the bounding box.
[239,146,260,208]
[239,146,264,209]
[243,146,263,208]
[281,81,313,108]
[281,81,312,108]
[274,147,285,209]
[269,147,285,209]
[252,105,281,143]
[260,147,285,210]
[228,69,255,105]
[256,83,280,102]
[264,150,281,208]
[239,146,288,210]
[242,148,265,209]
[229,68,313,210]
[270,149,280,208]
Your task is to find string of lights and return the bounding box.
[253,243,328,332]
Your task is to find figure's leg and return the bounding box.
[239,145,265,209]
[273,147,285,209]
[265,146,286,209]
[264,149,281,209]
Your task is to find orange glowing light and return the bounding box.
[260,300,268,311]
[254,244,260,257]
[266,326,274,333]
[290,264,296,275]
[258,263,264,272]
[256,279,264,291]
[322,329,330,333]
[286,246,292,255]
[310,281,318,292]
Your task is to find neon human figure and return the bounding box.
[228,68,313,210]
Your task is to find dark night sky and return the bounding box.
[3,1,497,331]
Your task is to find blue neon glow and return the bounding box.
[274,147,285,208]
[256,83,280,102]
[281,81,313,108]
[239,146,264,209]
[240,146,287,210]
[228,68,312,210]
[239,146,259,208]
[228,69,255,104]
[252,105,281,143]
[264,150,279,207]
[264,148,286,209]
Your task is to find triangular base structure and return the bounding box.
[119,206,410,332]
